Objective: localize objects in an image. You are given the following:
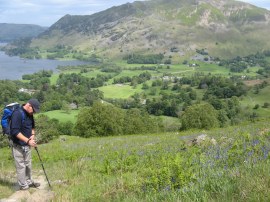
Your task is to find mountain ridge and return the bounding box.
[0,23,47,42]
[29,0,270,59]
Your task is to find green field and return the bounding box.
[41,110,79,123]
[83,71,108,78]
[113,69,148,78]
[240,85,270,117]
[98,84,143,99]
[49,73,59,85]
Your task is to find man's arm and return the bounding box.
[16,132,37,147]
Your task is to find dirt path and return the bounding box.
[0,171,55,202]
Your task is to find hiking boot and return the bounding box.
[29,182,40,188]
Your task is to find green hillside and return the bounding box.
[1,120,270,201]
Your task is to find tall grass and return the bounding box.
[0,119,269,201]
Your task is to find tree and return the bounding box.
[35,114,61,143]
[180,103,219,130]
[123,108,159,134]
[74,102,124,137]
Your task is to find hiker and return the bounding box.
[10,98,41,190]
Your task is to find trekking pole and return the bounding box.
[35,147,51,188]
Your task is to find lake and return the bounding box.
[0,51,91,80]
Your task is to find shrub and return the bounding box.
[254,104,260,109]
[73,102,124,137]
[263,102,270,108]
[74,103,163,137]
[35,114,61,143]
[181,103,219,130]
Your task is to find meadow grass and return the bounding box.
[146,62,261,78]
[159,115,181,131]
[82,70,110,78]
[50,73,59,85]
[41,110,79,123]
[0,119,269,201]
[114,60,157,69]
[240,85,270,117]
[113,70,147,78]
[250,85,270,104]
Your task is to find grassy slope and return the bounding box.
[0,119,269,201]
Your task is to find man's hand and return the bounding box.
[27,138,37,147]
[17,133,37,147]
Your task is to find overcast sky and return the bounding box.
[0,0,269,27]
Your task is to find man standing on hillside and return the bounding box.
[10,99,41,190]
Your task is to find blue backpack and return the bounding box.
[1,102,25,136]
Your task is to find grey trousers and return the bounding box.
[12,145,33,189]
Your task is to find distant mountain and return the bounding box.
[31,0,270,59]
[0,23,47,42]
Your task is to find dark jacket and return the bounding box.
[10,106,35,146]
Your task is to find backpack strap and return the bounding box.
[18,108,25,124]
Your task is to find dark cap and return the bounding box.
[28,99,40,113]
